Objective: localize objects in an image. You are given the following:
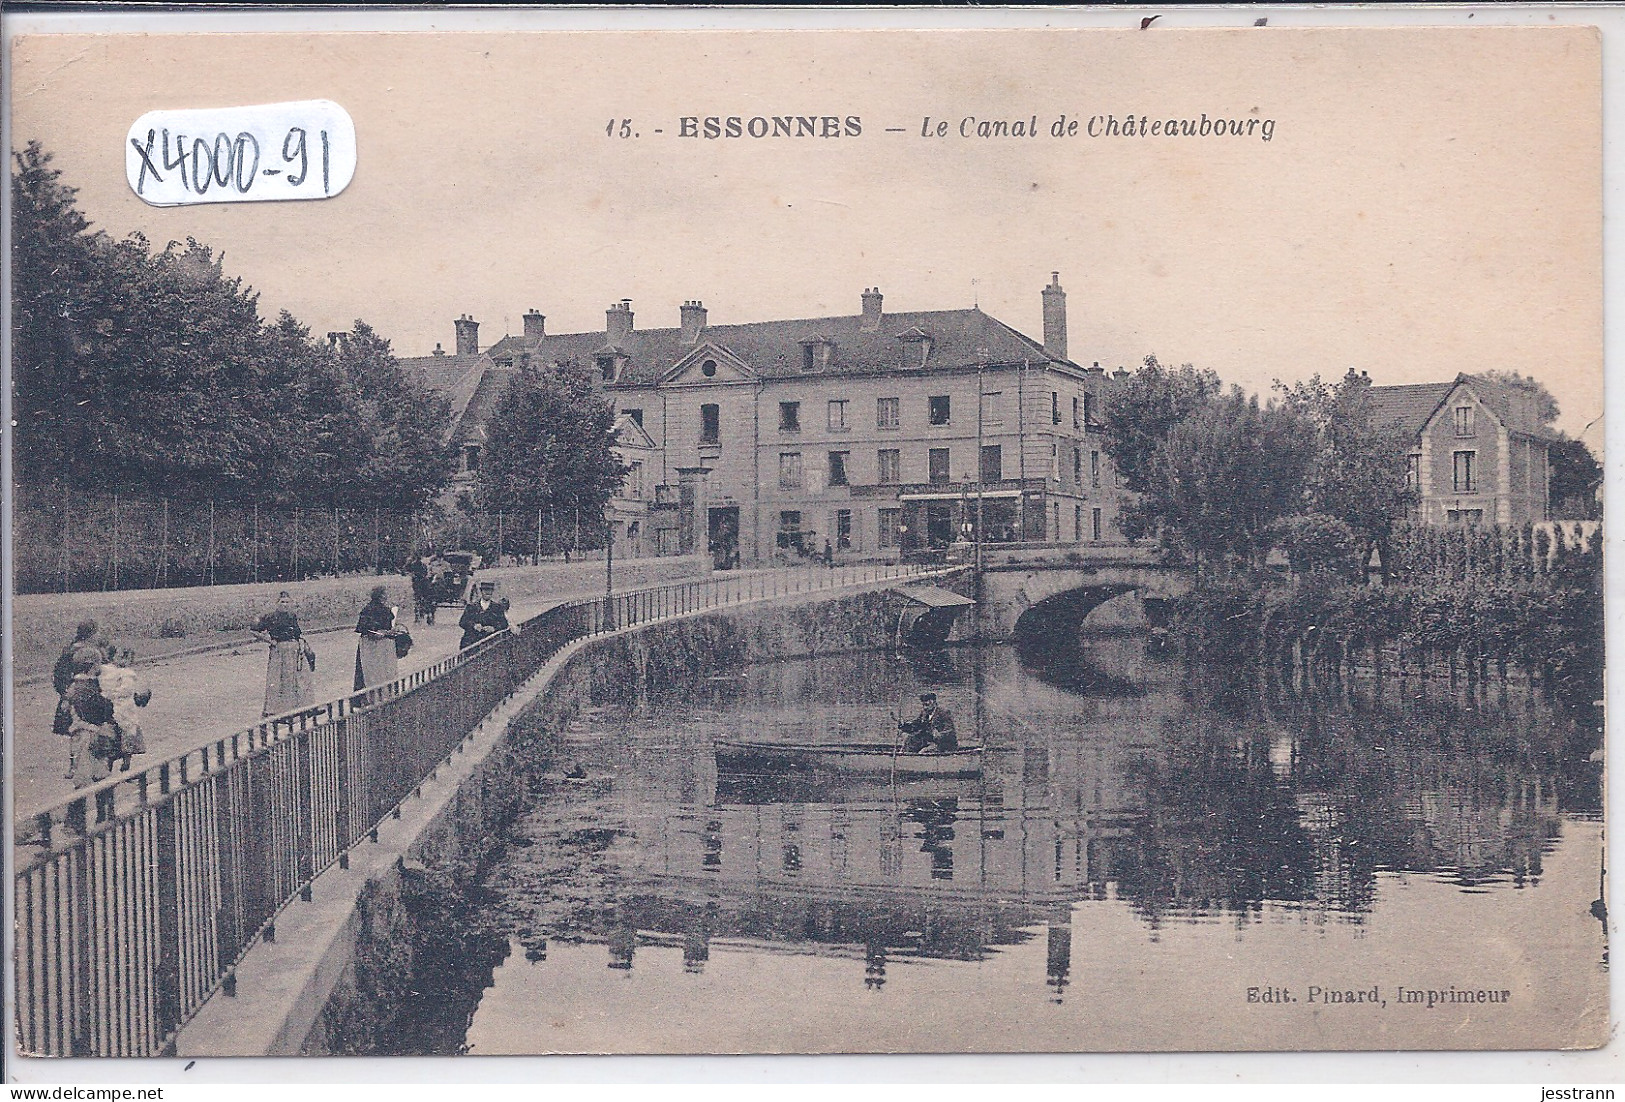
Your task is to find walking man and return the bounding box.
[458,583,510,650]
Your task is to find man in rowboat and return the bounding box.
[898,692,958,754]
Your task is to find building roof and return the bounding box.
[1367,374,1558,442]
[452,365,518,445]
[483,334,532,360]
[613,411,657,451]
[1365,381,1456,437]
[395,352,498,442]
[480,305,1071,386]
[895,585,977,609]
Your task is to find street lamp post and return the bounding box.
[973,351,988,631]
[976,353,986,580]
[604,507,616,628]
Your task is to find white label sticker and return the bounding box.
[125,100,356,206]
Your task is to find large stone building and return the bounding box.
[1367,373,1555,527]
[403,275,1129,565]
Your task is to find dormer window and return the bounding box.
[799,337,833,372]
[596,355,617,382]
[897,328,933,369]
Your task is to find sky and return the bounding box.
[8,25,1603,442]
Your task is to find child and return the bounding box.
[98,648,151,773]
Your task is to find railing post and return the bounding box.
[212,765,243,962]
[295,731,314,901]
[68,844,91,1055]
[153,800,182,1043]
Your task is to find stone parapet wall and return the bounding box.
[12,555,708,681]
[174,570,966,1056]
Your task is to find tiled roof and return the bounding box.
[1367,374,1559,442]
[396,352,495,439]
[480,306,1069,386]
[1366,381,1455,438]
[483,334,530,360]
[452,366,519,444]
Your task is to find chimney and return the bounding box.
[606,299,634,345]
[1112,366,1130,382]
[1088,360,1105,376]
[680,300,708,344]
[432,342,446,357]
[1042,272,1067,361]
[861,287,884,331]
[523,309,546,341]
[454,314,479,357]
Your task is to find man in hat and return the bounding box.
[458,581,510,651]
[898,692,958,754]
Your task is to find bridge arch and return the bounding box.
[1010,584,1140,647]
[976,554,1193,642]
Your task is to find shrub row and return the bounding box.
[1174,535,1602,714]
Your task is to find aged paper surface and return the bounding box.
[8,24,1606,1058]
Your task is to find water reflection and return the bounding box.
[478,636,1601,1020]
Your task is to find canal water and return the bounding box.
[454,633,1607,1053]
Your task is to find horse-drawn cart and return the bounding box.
[411,550,483,624]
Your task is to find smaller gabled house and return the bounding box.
[606,410,666,558]
[1367,373,1554,527]
[396,315,506,490]
[398,316,668,556]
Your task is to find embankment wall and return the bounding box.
[174,572,969,1057]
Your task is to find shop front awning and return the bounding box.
[893,585,977,609]
[897,489,1025,502]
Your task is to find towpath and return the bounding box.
[11,564,887,821]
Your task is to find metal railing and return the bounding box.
[12,560,951,1056]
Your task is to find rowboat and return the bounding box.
[714,739,984,777]
[714,772,982,806]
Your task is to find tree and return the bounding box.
[11,141,114,485]
[1548,436,1601,519]
[1100,355,1222,494]
[10,141,454,508]
[1268,513,1362,580]
[476,360,626,520]
[1473,370,1559,428]
[1099,355,1222,540]
[1143,388,1316,574]
[1276,369,1416,549]
[327,321,456,510]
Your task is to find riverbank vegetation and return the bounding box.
[1100,357,1602,718]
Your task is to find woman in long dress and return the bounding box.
[354,586,399,690]
[251,591,316,716]
[63,640,115,787]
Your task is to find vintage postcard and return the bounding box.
[5,17,1608,1063]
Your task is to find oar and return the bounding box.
[889,694,907,789]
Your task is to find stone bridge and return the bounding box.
[971,544,1193,643]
